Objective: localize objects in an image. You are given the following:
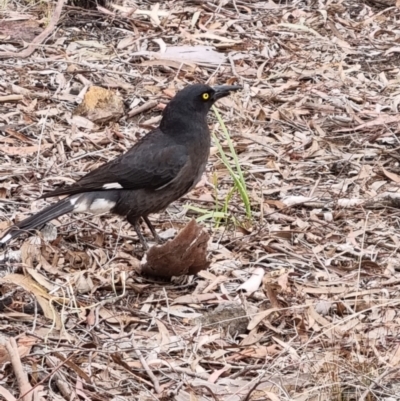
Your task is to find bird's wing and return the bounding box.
[41,135,189,198]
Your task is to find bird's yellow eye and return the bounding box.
[202,92,210,101]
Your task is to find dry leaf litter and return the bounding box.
[1,0,400,400]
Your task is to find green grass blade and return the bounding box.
[211,108,252,219]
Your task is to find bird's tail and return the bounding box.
[0,197,74,246]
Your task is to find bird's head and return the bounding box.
[161,83,241,132]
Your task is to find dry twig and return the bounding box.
[0,0,66,59]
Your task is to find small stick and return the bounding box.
[128,100,158,118]
[0,95,23,102]
[132,337,161,394]
[0,0,66,59]
[5,338,33,401]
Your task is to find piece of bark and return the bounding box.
[139,219,210,278]
[0,20,42,44]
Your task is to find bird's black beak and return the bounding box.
[212,85,242,101]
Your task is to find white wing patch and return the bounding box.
[103,183,123,189]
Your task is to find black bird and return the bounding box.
[0,84,241,249]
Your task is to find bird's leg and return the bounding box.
[127,215,149,250]
[143,216,163,244]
